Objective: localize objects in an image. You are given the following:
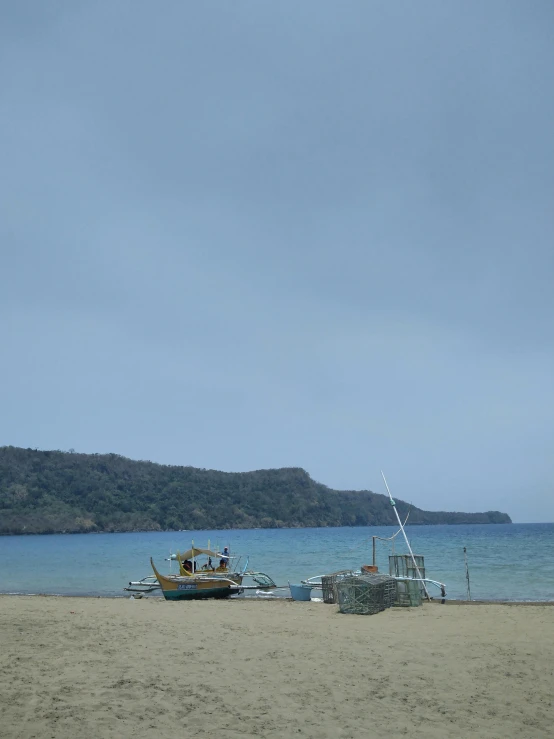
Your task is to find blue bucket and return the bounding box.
[289,582,313,601]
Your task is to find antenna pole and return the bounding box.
[381,471,431,600]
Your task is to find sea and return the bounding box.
[1,523,553,602]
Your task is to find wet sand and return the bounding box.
[0,595,552,738]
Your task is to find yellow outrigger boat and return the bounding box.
[150,558,243,600]
[127,545,277,601]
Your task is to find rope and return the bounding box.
[346,512,411,551]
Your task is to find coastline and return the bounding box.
[1,595,552,738]
[0,519,516,536]
[2,592,554,604]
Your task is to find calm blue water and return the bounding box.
[0,524,553,601]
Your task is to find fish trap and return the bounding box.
[393,578,422,608]
[336,574,397,615]
[389,554,426,597]
[321,570,354,604]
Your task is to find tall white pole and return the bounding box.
[381,471,431,601]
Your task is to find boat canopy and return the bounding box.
[177,547,219,560]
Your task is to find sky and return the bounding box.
[1,1,553,522]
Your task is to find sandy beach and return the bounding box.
[0,596,552,739]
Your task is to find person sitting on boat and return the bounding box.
[183,559,193,573]
[219,547,230,570]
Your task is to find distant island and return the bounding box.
[0,446,512,535]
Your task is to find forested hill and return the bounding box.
[0,447,512,535]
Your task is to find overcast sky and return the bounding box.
[1,1,553,522]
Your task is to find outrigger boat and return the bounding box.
[125,545,277,600]
[150,558,243,600]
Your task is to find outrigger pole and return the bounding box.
[381,471,431,601]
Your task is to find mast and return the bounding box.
[381,471,431,601]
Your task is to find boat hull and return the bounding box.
[162,585,243,601]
